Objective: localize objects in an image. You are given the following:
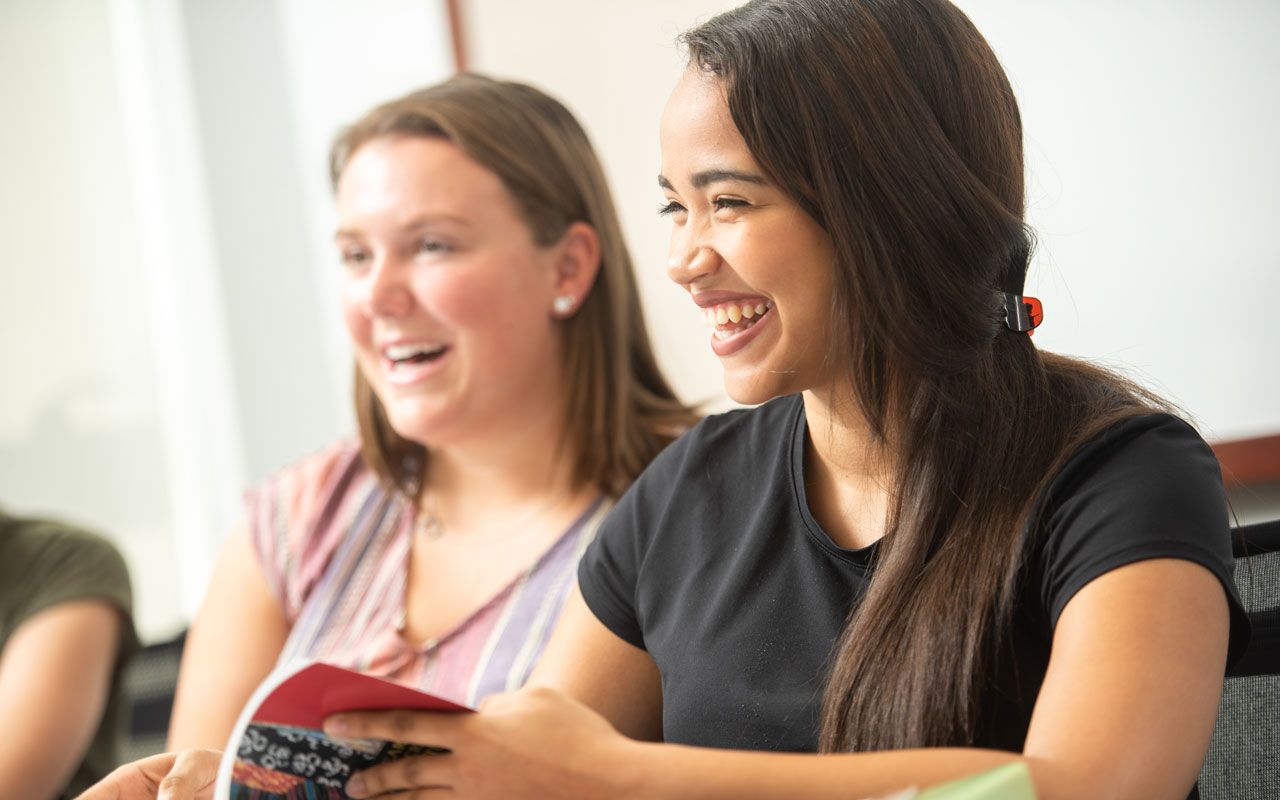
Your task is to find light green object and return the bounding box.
[915,762,1037,800]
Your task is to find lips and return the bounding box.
[384,342,447,362]
[380,341,450,385]
[702,301,775,357]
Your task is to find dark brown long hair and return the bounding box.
[330,74,698,499]
[682,0,1164,750]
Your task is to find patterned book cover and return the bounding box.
[215,662,471,799]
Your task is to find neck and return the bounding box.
[801,386,898,550]
[423,392,589,535]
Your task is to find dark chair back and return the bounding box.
[1197,518,1280,799]
[118,630,187,764]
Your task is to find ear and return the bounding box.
[548,221,602,318]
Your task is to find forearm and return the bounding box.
[615,743,1024,800]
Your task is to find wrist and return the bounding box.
[602,737,663,800]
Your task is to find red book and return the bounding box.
[250,662,470,730]
[214,661,472,799]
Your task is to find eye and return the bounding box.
[339,247,371,269]
[415,238,452,256]
[657,200,686,217]
[713,197,749,211]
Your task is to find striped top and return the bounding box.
[247,440,608,708]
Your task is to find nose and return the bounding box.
[358,255,413,318]
[666,225,720,288]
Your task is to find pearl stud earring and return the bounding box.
[553,294,576,315]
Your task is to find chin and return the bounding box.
[722,375,787,408]
[381,405,448,449]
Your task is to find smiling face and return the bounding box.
[336,135,567,449]
[659,68,839,406]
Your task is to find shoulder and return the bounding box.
[1038,413,1225,535]
[0,511,134,636]
[243,438,385,617]
[603,395,801,533]
[2,512,125,565]
[249,437,369,509]
[579,396,803,642]
[1032,412,1235,626]
[636,395,802,486]
[585,395,801,576]
[245,437,377,540]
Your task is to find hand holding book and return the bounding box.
[214,661,470,798]
[327,686,631,798]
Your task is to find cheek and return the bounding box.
[339,287,373,348]
[719,226,768,277]
[413,271,490,329]
[420,255,548,331]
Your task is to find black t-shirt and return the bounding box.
[578,394,1248,753]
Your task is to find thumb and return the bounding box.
[155,749,221,800]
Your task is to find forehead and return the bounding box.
[659,68,754,168]
[336,135,513,220]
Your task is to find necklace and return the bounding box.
[414,504,444,540]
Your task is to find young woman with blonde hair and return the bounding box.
[80,73,696,799]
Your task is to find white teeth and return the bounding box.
[700,301,773,331]
[385,343,446,361]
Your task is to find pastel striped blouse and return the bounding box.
[246,439,608,708]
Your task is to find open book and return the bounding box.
[214,661,471,799]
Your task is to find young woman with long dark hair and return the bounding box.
[83,2,1246,799]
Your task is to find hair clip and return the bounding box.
[1001,293,1043,335]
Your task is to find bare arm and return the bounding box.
[167,520,290,750]
[526,587,663,741]
[0,600,122,800]
[331,558,1229,800]
[613,558,1229,800]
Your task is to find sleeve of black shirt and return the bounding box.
[1036,413,1249,664]
[577,424,699,652]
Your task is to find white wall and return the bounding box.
[465,0,1280,441]
[0,0,184,639]
[0,0,453,640]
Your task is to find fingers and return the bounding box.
[75,749,219,800]
[323,709,460,749]
[76,752,180,800]
[156,749,221,800]
[344,752,455,798]
[323,712,461,798]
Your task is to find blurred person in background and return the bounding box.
[78,72,696,798]
[0,507,137,799]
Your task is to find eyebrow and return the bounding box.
[333,214,471,240]
[657,169,769,191]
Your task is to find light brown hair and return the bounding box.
[682,0,1164,750]
[330,74,698,500]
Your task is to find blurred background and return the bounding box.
[2,0,1277,643]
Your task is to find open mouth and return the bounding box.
[384,342,449,372]
[703,300,773,341]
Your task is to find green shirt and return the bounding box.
[0,509,139,798]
